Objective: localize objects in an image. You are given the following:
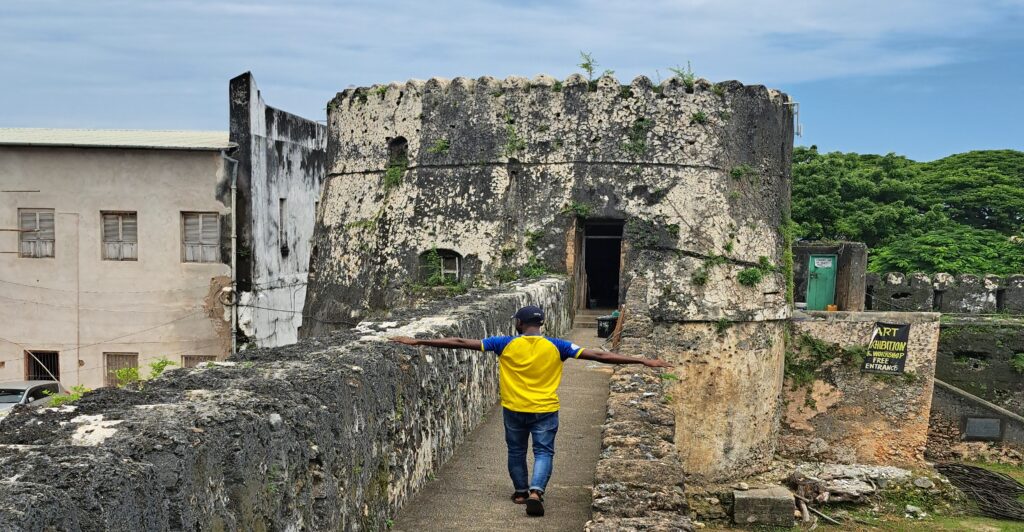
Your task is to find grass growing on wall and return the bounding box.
[784,331,867,389]
[383,154,408,192]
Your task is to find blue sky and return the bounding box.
[1,0,1021,161]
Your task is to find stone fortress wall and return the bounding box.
[867,272,1024,314]
[0,278,569,531]
[303,72,795,481]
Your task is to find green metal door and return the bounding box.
[806,254,837,311]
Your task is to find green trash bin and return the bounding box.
[596,315,617,338]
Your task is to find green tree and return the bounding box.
[791,146,1024,274]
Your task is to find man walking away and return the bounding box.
[391,305,672,517]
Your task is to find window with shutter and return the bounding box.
[102,212,138,261]
[103,352,138,387]
[182,212,220,263]
[182,354,218,368]
[18,209,55,258]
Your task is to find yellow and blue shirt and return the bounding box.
[481,334,584,413]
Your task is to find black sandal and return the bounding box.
[511,491,528,504]
[525,491,545,517]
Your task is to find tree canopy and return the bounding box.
[791,147,1024,275]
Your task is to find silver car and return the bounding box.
[0,381,62,415]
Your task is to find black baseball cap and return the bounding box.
[513,305,545,324]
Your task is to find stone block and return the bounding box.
[595,459,685,487]
[1002,275,1024,313]
[873,272,933,312]
[732,486,795,527]
[586,513,694,532]
[939,274,998,313]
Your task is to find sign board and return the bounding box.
[860,322,911,375]
[964,417,1003,441]
[813,257,833,268]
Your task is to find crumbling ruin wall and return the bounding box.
[935,317,1024,416]
[928,380,1024,454]
[0,278,568,531]
[230,72,327,347]
[866,272,1024,314]
[587,366,691,531]
[780,311,940,465]
[305,73,793,481]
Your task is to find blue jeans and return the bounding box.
[503,408,559,494]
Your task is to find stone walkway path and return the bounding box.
[393,327,612,531]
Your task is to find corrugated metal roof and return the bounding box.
[0,128,235,151]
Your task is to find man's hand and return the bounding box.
[642,359,673,368]
[390,336,420,346]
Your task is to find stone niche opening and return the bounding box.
[388,136,409,166]
[418,248,462,284]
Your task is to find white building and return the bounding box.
[0,129,236,389]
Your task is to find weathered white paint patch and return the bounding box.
[69,414,124,446]
[233,74,326,348]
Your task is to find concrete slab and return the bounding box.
[732,486,795,527]
[393,327,612,531]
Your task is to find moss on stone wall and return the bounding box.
[784,330,866,389]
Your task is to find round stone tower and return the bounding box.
[306,72,793,481]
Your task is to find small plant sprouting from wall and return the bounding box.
[384,153,409,192]
[371,86,387,98]
[738,255,778,287]
[623,118,655,155]
[737,267,765,286]
[690,111,708,125]
[427,138,450,154]
[781,216,797,304]
[712,83,726,98]
[561,201,592,219]
[578,51,614,91]
[784,332,867,389]
[714,318,732,336]
[730,164,754,179]
[521,230,551,278]
[1012,353,1024,374]
[552,80,563,92]
[691,269,709,286]
[503,115,527,157]
[668,61,696,91]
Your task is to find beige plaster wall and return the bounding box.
[0,146,230,389]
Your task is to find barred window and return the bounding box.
[418,248,461,283]
[18,209,55,258]
[102,212,138,261]
[182,212,220,263]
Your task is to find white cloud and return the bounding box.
[0,0,1020,128]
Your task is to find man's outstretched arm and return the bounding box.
[390,336,483,351]
[578,348,673,368]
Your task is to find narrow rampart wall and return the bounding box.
[0,278,568,531]
[867,272,1024,314]
[935,317,1024,416]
